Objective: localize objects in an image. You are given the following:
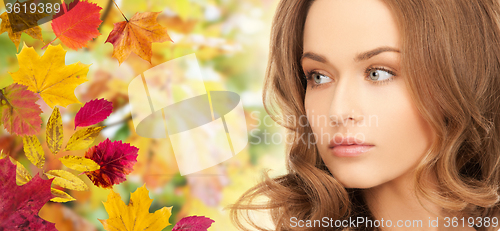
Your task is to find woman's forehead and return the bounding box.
[303,0,400,63]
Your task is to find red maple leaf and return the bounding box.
[74,98,113,129]
[172,216,215,231]
[0,84,43,136]
[84,139,139,188]
[0,158,56,230]
[48,0,102,50]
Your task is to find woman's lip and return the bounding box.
[330,145,374,157]
[329,136,373,148]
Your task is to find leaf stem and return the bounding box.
[43,0,68,50]
[41,37,58,50]
[101,114,132,129]
[111,0,128,22]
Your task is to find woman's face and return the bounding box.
[303,0,435,188]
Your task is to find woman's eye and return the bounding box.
[367,68,394,82]
[312,72,331,85]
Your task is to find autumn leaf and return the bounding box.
[22,135,45,169]
[172,216,215,231]
[99,184,172,231]
[0,12,44,51]
[60,155,100,172]
[1,0,49,32]
[0,0,48,51]
[0,83,42,136]
[14,158,32,185]
[65,126,104,151]
[74,98,113,129]
[0,158,56,231]
[0,152,73,202]
[48,0,102,50]
[10,44,90,108]
[105,12,172,64]
[45,169,88,191]
[47,107,63,155]
[0,152,32,185]
[51,188,76,203]
[85,138,139,188]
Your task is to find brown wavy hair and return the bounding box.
[229,0,500,230]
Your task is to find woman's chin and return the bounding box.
[333,173,387,189]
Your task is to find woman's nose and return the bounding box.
[328,76,364,126]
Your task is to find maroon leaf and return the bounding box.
[172,216,215,231]
[84,138,139,188]
[0,158,56,230]
[74,98,113,129]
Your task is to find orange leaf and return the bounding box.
[0,0,48,51]
[49,0,102,50]
[105,12,172,64]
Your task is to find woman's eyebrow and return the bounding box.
[355,46,400,62]
[301,52,327,63]
[301,46,400,63]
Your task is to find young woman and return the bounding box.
[230,0,500,230]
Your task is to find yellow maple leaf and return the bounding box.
[10,44,90,108]
[100,184,172,231]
